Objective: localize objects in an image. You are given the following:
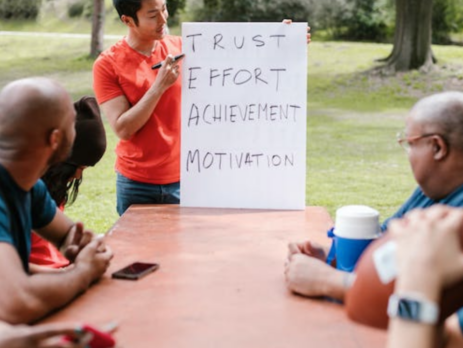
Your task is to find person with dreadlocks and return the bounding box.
[29,96,107,273]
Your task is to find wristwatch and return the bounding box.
[387,293,439,324]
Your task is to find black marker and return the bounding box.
[151,53,185,70]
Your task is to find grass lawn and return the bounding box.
[1,16,463,233]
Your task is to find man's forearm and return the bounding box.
[0,266,93,324]
[113,84,167,140]
[326,270,355,301]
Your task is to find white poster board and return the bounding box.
[181,22,307,210]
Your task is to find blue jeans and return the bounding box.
[116,172,180,216]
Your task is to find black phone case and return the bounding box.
[111,262,159,280]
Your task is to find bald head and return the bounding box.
[0,77,74,146]
[410,91,463,152]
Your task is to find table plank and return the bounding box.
[40,206,386,348]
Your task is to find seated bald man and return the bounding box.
[285,91,463,337]
[0,77,113,324]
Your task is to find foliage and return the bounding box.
[307,0,394,42]
[432,0,463,44]
[68,1,85,18]
[339,0,392,41]
[0,0,42,20]
[255,0,311,22]
[168,0,187,19]
[197,0,309,22]
[309,0,353,38]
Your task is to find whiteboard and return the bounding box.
[181,22,308,210]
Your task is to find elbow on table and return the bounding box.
[0,288,56,324]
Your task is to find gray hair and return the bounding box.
[411,91,463,152]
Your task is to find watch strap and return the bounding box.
[387,293,439,324]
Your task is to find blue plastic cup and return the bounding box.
[334,236,375,272]
[326,205,381,272]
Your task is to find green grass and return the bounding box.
[1,18,463,231]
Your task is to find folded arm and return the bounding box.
[0,239,112,324]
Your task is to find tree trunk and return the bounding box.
[383,0,434,72]
[90,0,105,58]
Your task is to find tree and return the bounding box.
[382,0,434,72]
[432,0,463,44]
[342,0,389,42]
[90,0,105,58]
[168,0,186,18]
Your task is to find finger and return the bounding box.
[42,331,94,348]
[98,245,114,261]
[71,222,84,244]
[288,243,301,255]
[388,219,408,238]
[63,245,79,262]
[427,204,454,219]
[303,242,316,255]
[282,19,292,24]
[84,238,104,254]
[440,207,463,238]
[26,323,78,341]
[75,332,93,348]
[301,241,321,257]
[79,230,94,249]
[163,54,175,67]
[95,235,107,253]
[404,207,424,220]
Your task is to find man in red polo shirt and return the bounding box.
[93,0,182,216]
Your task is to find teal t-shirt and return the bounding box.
[0,164,56,272]
[381,184,463,231]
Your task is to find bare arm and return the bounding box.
[34,208,74,250]
[0,321,91,348]
[285,253,354,301]
[0,240,112,324]
[101,54,182,140]
[386,206,463,348]
[36,209,98,263]
[387,278,441,348]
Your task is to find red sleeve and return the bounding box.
[93,55,125,105]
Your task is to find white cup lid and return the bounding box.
[334,205,380,239]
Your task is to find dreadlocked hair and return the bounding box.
[41,162,83,207]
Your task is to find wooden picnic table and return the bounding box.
[39,205,386,348]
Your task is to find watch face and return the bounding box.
[397,298,420,320]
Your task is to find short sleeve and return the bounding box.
[381,187,429,231]
[457,308,463,333]
[0,195,12,244]
[93,55,125,105]
[30,180,56,229]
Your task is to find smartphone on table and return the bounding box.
[111,262,159,280]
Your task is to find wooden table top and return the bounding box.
[40,205,386,348]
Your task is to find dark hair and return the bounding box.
[113,0,143,25]
[41,163,82,206]
[41,96,106,207]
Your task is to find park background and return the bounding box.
[0,0,462,233]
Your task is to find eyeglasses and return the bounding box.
[396,131,443,152]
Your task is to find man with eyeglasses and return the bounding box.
[285,91,463,341]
